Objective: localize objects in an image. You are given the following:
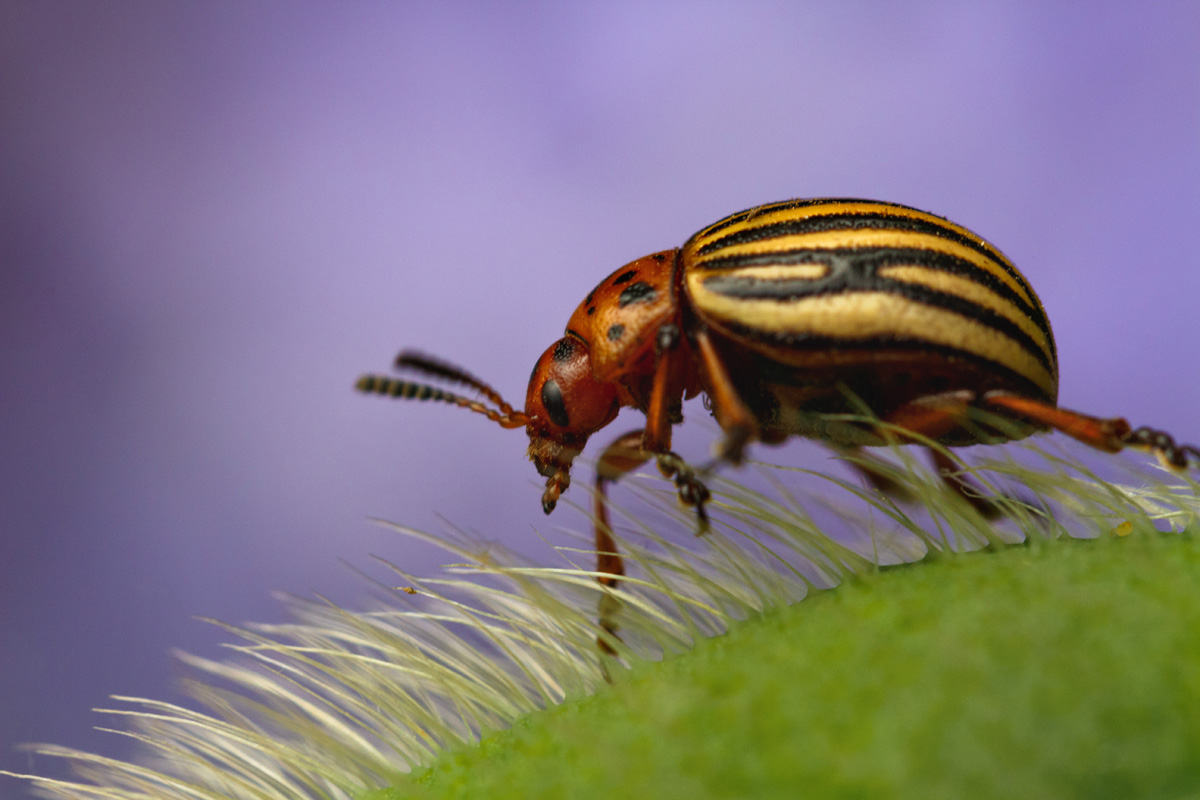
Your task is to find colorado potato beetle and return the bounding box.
[358,198,1199,647]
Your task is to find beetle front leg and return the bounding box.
[591,429,710,664]
[592,429,647,655]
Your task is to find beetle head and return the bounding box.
[524,335,620,513]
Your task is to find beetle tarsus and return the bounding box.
[1122,426,1200,470]
[654,451,712,534]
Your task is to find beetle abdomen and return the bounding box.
[682,199,1059,404]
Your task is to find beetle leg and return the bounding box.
[591,429,649,654]
[880,389,977,442]
[839,442,1028,519]
[983,393,1200,469]
[654,452,712,532]
[693,327,758,465]
[834,446,918,502]
[641,324,682,453]
[927,447,1012,519]
[589,428,710,665]
[642,323,713,531]
[875,393,1036,517]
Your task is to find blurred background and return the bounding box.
[2,1,1198,792]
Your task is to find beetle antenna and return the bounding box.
[394,351,518,415]
[356,374,529,429]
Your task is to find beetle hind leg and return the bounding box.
[926,447,1032,520]
[1122,426,1200,469]
[982,393,1200,471]
[867,393,1040,518]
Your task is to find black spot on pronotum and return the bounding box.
[607,324,625,341]
[541,379,569,428]
[613,269,637,285]
[652,252,667,262]
[552,338,575,362]
[618,281,657,307]
[587,306,596,316]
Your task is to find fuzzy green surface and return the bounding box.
[370,533,1200,800]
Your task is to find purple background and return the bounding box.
[3,2,1198,791]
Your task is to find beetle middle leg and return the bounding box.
[926,447,1018,519]
[839,443,1011,518]
[835,445,918,503]
[876,391,1036,517]
[693,327,758,464]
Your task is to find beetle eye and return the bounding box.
[540,378,570,428]
[525,337,619,437]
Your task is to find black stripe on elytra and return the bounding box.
[719,324,1055,404]
[690,199,932,242]
[695,212,1017,289]
[696,246,1051,353]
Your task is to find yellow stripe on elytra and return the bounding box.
[876,264,1055,371]
[687,283,1057,398]
[693,227,1035,310]
[693,263,830,282]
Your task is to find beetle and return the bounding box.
[358,197,1199,647]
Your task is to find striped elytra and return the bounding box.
[358,197,1199,652]
[681,199,1058,409]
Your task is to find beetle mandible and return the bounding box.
[358,198,1199,645]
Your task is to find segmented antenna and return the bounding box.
[394,351,518,415]
[355,374,529,429]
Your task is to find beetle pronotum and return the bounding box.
[358,198,1199,649]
